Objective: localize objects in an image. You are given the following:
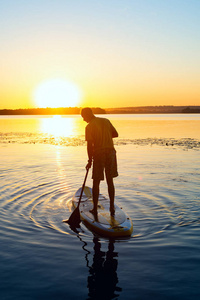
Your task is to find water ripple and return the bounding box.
[0,144,200,244]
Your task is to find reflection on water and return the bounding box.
[0,114,86,138]
[0,114,200,150]
[41,115,75,137]
[1,141,200,299]
[79,235,121,300]
[39,115,86,140]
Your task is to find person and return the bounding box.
[81,107,118,218]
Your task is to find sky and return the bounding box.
[0,0,200,109]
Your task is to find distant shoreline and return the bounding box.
[0,106,200,115]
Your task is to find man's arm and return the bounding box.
[86,140,94,169]
[111,123,118,138]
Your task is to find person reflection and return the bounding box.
[87,236,122,299]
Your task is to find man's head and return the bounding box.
[81,107,95,123]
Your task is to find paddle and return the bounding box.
[63,167,89,228]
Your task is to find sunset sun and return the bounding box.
[33,78,83,108]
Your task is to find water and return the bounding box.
[0,114,200,299]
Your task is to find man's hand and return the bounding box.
[86,160,92,170]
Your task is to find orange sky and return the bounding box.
[0,1,200,109]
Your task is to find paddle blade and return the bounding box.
[63,207,81,228]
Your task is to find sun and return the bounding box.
[33,78,83,108]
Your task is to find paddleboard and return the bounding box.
[71,186,133,237]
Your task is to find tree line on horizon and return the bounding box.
[0,106,200,115]
[0,107,106,115]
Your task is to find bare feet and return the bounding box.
[89,208,97,214]
[89,208,98,221]
[89,208,98,218]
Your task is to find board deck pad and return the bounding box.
[72,186,133,236]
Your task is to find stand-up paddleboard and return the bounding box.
[71,186,133,237]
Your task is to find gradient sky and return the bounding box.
[0,0,200,109]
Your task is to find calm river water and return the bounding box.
[0,114,200,299]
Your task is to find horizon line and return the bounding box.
[1,105,200,110]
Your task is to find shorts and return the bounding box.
[92,148,118,181]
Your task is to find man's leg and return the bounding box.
[92,179,101,214]
[106,175,115,215]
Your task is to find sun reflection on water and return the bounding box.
[56,148,69,190]
[40,115,75,137]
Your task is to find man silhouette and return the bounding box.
[81,107,118,217]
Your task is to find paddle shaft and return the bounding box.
[77,167,89,209]
[63,167,90,226]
